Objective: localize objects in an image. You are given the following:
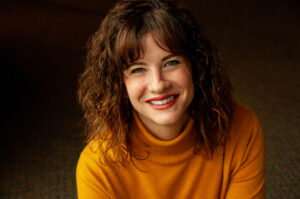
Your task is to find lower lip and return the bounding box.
[147,95,179,110]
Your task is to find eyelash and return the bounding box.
[165,60,180,67]
[128,59,181,74]
[131,68,145,74]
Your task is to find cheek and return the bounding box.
[175,67,194,91]
[124,78,145,100]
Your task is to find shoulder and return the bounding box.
[225,102,265,160]
[76,140,115,198]
[223,102,265,197]
[232,102,259,126]
[77,139,115,170]
[76,140,105,182]
[230,102,263,140]
[225,102,265,171]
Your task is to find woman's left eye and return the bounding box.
[131,67,145,74]
[165,60,180,67]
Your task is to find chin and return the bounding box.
[153,112,184,126]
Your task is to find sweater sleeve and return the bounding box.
[225,106,265,199]
[76,147,112,199]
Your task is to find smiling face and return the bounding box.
[123,33,194,138]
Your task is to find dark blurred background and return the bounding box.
[0,0,299,198]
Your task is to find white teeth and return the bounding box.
[150,96,175,105]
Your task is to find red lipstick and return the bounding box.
[146,94,177,102]
[146,94,179,110]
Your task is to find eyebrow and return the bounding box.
[127,54,177,67]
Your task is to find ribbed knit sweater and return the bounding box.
[76,103,265,198]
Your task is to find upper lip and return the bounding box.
[146,94,178,102]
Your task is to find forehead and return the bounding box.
[137,33,171,58]
[114,23,187,71]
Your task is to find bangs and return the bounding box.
[114,8,188,70]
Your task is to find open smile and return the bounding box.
[146,94,179,110]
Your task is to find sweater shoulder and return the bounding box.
[79,138,117,165]
[223,102,265,196]
[225,102,264,165]
[230,102,262,135]
[227,102,264,151]
[76,139,117,198]
[232,102,258,124]
[77,140,104,176]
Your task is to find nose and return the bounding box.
[148,70,171,93]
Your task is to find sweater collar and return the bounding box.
[131,111,196,164]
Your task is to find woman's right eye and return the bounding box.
[131,68,145,74]
[165,60,180,67]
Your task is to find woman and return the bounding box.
[76,0,265,198]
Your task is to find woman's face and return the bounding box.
[123,33,194,132]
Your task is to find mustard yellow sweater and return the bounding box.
[76,103,265,198]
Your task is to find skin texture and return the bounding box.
[123,34,194,140]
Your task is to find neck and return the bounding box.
[138,113,189,141]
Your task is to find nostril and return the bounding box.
[148,79,171,93]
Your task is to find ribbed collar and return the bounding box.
[131,111,197,165]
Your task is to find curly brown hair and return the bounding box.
[78,0,234,164]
